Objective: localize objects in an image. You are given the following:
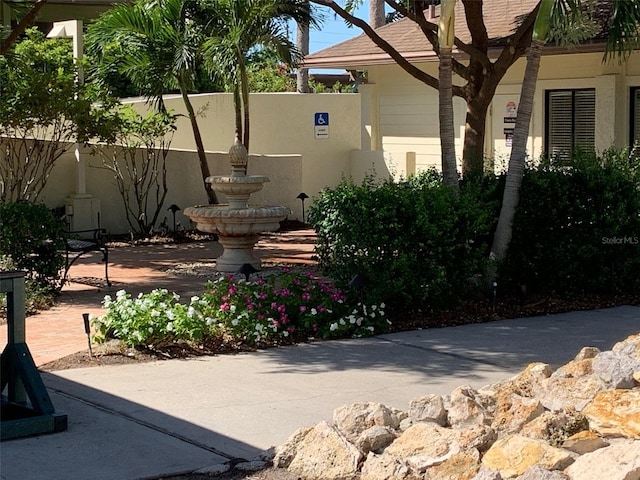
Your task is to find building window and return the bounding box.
[631,87,640,148]
[545,89,595,160]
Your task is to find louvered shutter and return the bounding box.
[633,88,640,145]
[546,89,595,161]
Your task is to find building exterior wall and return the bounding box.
[357,50,640,178]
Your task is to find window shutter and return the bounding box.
[634,88,640,145]
[548,91,573,160]
[546,89,595,160]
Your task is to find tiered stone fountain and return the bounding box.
[183,139,289,272]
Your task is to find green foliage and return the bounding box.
[93,273,389,348]
[0,201,65,292]
[0,28,95,202]
[499,149,640,295]
[309,172,498,312]
[247,61,296,92]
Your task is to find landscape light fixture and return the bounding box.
[296,192,309,223]
[82,312,93,358]
[237,263,258,282]
[167,204,181,232]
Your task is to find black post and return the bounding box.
[296,193,309,223]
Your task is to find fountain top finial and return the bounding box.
[229,135,248,177]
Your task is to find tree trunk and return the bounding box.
[490,38,544,267]
[461,98,488,179]
[439,48,459,191]
[178,77,217,204]
[239,60,251,152]
[369,0,385,29]
[296,19,310,93]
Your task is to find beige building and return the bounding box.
[5,0,640,233]
[305,0,640,177]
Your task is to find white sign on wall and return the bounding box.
[314,112,329,139]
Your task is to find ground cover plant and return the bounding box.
[92,270,389,350]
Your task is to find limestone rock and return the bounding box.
[561,430,609,454]
[448,386,491,428]
[422,448,480,480]
[563,440,640,480]
[592,351,640,389]
[334,402,399,443]
[532,375,607,411]
[360,452,413,480]
[482,363,553,400]
[520,410,588,446]
[356,425,397,454]
[515,465,569,479]
[481,434,575,478]
[471,467,504,480]
[273,426,313,468]
[612,333,640,360]
[400,417,415,431]
[491,394,544,435]
[552,359,593,379]
[582,389,640,438]
[287,421,362,480]
[386,422,458,459]
[455,425,498,453]
[573,346,600,361]
[409,394,448,426]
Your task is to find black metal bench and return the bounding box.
[63,228,111,286]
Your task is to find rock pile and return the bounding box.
[274,333,640,479]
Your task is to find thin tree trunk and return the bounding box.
[296,20,310,93]
[462,99,488,178]
[239,60,251,152]
[369,0,385,28]
[178,76,217,204]
[233,86,243,146]
[490,38,544,267]
[439,47,459,191]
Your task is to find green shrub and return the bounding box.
[0,200,65,292]
[499,149,640,295]
[308,172,498,313]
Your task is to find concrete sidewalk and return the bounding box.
[2,305,639,480]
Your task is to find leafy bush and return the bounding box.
[499,149,640,295]
[308,172,498,313]
[93,272,389,348]
[0,200,65,292]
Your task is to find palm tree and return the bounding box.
[296,16,310,93]
[200,0,316,151]
[490,0,640,268]
[87,0,218,204]
[438,0,459,191]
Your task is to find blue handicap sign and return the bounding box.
[314,112,329,126]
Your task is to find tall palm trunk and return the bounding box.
[490,39,543,265]
[178,74,217,204]
[296,14,310,92]
[490,0,553,268]
[438,0,459,191]
[369,0,385,28]
[239,59,251,151]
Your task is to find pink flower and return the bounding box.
[299,305,307,313]
[246,304,254,311]
[228,285,237,295]
[272,320,280,328]
[301,293,311,301]
[277,304,286,313]
[220,303,230,312]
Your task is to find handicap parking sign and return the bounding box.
[314,112,329,126]
[314,112,329,139]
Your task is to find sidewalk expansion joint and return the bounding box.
[376,337,507,368]
[48,387,243,462]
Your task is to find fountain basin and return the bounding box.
[184,204,289,272]
[184,204,289,236]
[207,175,270,209]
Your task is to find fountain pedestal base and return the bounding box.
[215,235,261,272]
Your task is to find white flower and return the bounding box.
[166,322,174,332]
[187,306,196,318]
[311,308,318,315]
[137,292,144,299]
[367,326,375,332]
[173,293,180,301]
[339,318,346,326]
[380,303,386,309]
[206,317,215,325]
[148,327,153,333]
[231,319,239,326]
[348,315,356,324]
[191,296,199,303]
[151,310,160,317]
[356,318,362,326]
[283,331,289,337]
[116,289,127,298]
[330,322,338,332]
[230,305,237,314]
[370,312,376,318]
[166,310,175,320]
